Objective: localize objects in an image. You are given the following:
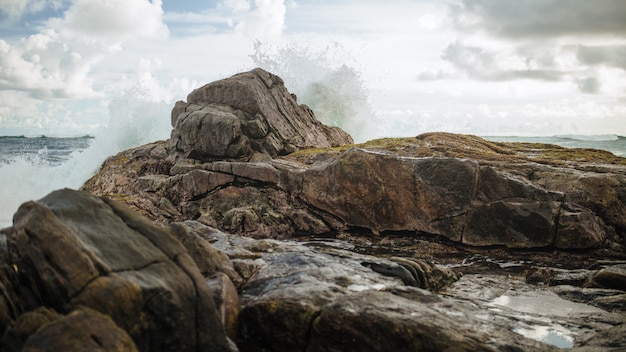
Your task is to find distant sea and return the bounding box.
[483,134,626,157]
[0,135,94,166]
[0,134,625,228]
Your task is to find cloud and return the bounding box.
[439,41,566,82]
[577,45,626,70]
[444,1,626,95]
[0,0,53,19]
[451,0,626,38]
[0,0,168,101]
[226,0,287,38]
[50,0,168,42]
[576,76,600,94]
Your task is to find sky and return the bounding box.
[1,0,626,141]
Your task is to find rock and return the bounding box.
[206,272,240,341]
[21,307,137,352]
[308,290,498,352]
[200,223,605,351]
[586,266,626,291]
[551,285,625,309]
[170,68,353,160]
[83,70,626,253]
[555,202,607,249]
[297,148,478,239]
[168,221,243,285]
[1,307,60,351]
[4,189,236,352]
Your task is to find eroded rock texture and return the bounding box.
[170,68,353,160]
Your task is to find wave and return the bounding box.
[250,41,374,143]
[0,88,172,228]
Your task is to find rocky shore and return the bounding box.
[1,68,625,351]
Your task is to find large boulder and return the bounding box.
[170,68,353,160]
[2,189,236,352]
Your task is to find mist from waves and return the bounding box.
[250,41,377,143]
[0,88,172,228]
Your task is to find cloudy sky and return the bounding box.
[1,0,625,141]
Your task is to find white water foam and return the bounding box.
[250,41,376,143]
[0,89,172,228]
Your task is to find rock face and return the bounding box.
[170,68,353,161]
[0,189,236,352]
[83,137,625,252]
[82,70,626,253]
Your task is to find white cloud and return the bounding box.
[50,0,168,42]
[0,0,172,135]
[0,0,169,100]
[221,0,252,13]
[577,45,626,70]
[229,0,286,38]
[440,41,567,82]
[444,1,626,98]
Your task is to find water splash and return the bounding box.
[0,87,172,228]
[250,41,375,142]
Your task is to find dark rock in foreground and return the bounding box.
[0,189,236,352]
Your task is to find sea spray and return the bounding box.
[0,88,172,228]
[250,41,376,142]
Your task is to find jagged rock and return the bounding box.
[83,135,621,251]
[170,68,353,160]
[3,189,236,352]
[82,70,626,253]
[206,272,240,341]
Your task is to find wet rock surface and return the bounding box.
[184,223,626,351]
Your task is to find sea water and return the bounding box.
[484,135,626,158]
[0,93,172,228]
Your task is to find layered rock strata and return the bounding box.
[170,68,353,161]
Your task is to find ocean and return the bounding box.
[0,93,174,228]
[1,132,624,229]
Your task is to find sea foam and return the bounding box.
[0,91,172,228]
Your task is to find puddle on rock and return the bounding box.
[491,290,605,317]
[490,290,606,349]
[514,324,574,349]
